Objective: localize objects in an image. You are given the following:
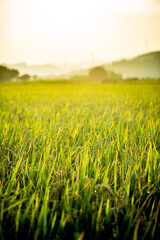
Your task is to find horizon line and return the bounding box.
[0,49,159,66]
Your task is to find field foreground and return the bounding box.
[0,81,160,239]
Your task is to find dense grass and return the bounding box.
[0,81,160,240]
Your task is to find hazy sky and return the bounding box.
[0,0,160,64]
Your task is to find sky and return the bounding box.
[0,0,160,64]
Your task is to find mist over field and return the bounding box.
[1,51,160,80]
[0,1,160,240]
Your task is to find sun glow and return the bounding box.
[0,0,160,64]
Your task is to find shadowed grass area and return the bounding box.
[0,81,160,240]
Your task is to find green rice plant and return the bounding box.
[0,80,160,239]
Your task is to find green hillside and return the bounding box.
[105,51,160,79]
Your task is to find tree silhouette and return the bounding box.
[18,74,30,81]
[0,65,19,81]
[89,66,107,80]
[89,66,122,81]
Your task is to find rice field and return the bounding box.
[0,81,160,240]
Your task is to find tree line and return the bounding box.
[0,65,30,81]
[0,65,122,82]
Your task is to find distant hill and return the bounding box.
[104,51,160,79]
[2,62,91,78]
[2,51,160,79]
[2,63,60,77]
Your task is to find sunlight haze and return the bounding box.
[0,0,160,64]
